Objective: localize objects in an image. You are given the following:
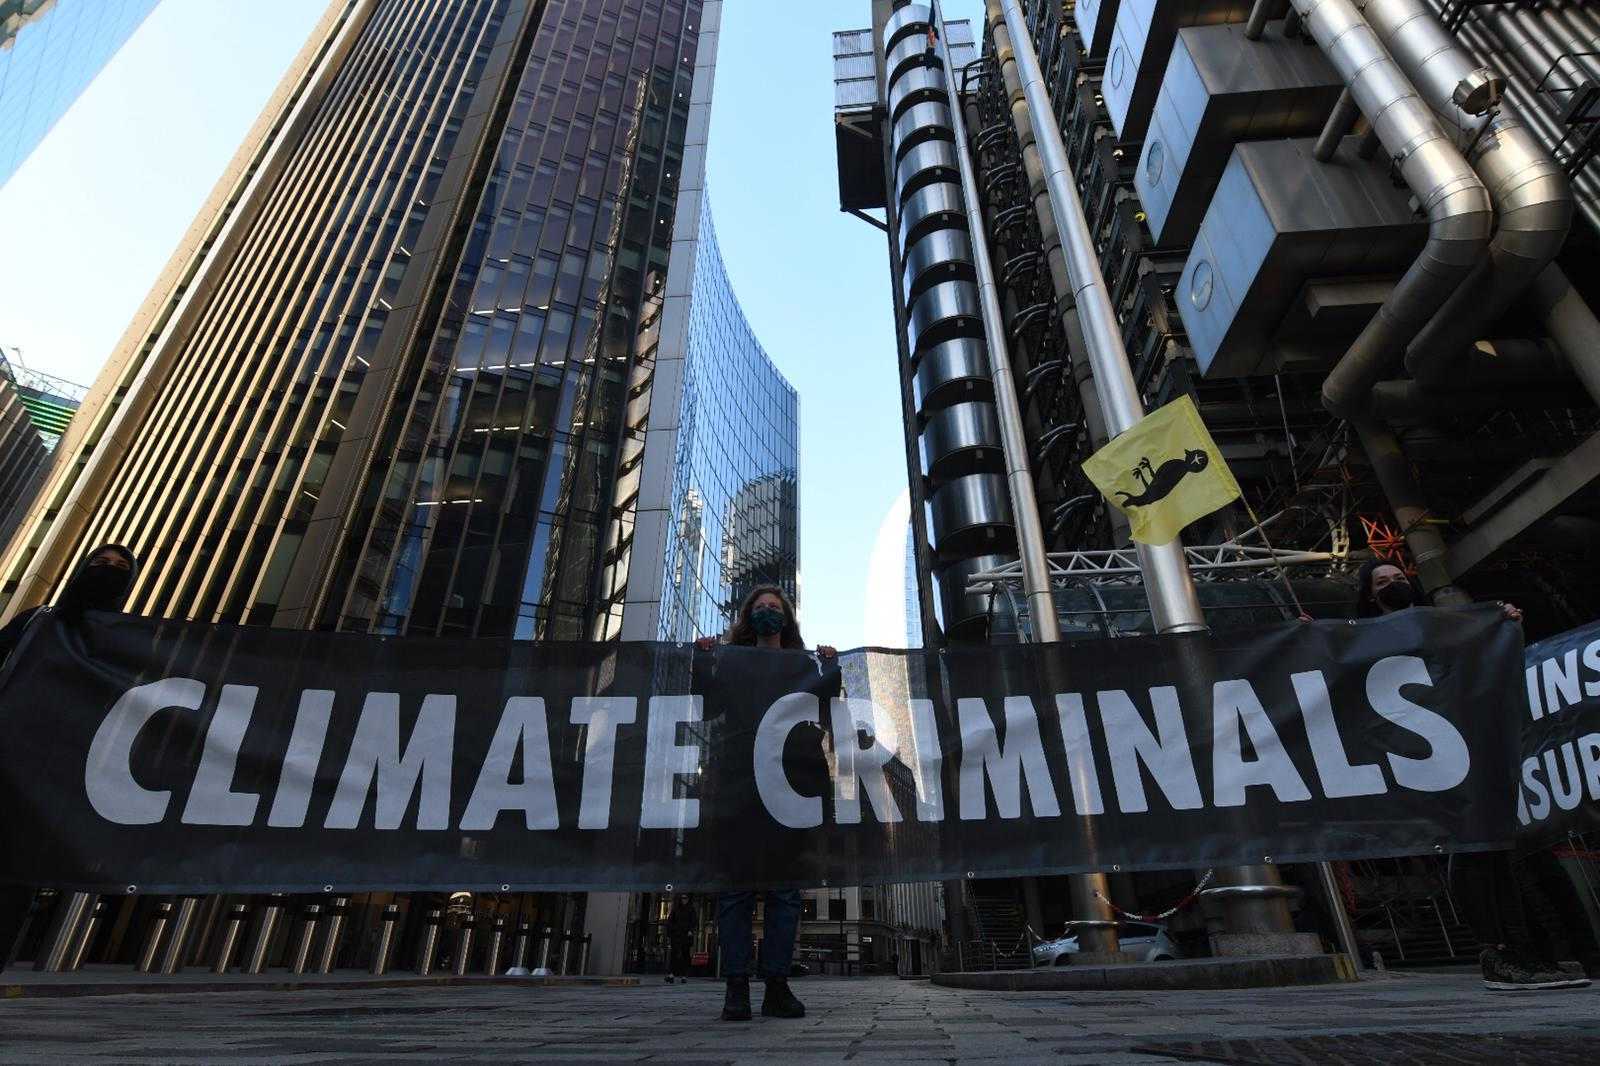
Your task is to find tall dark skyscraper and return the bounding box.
[0,0,797,975]
[1,0,795,653]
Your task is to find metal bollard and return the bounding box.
[534,924,554,973]
[213,904,250,974]
[136,900,175,973]
[370,904,400,975]
[485,916,507,975]
[67,898,107,972]
[415,909,443,976]
[557,931,573,976]
[288,904,321,975]
[317,897,349,974]
[451,919,475,976]
[509,922,531,972]
[578,933,591,976]
[243,896,285,974]
[35,892,95,973]
[157,896,203,975]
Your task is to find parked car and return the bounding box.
[1031,921,1184,965]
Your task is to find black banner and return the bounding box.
[0,606,1521,893]
[1518,620,1600,847]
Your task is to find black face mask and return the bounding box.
[750,606,786,637]
[1375,582,1414,612]
[74,564,132,611]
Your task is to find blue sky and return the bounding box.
[0,0,982,649]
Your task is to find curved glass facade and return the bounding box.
[653,199,798,641]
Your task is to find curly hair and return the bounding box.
[726,584,805,649]
[1354,559,1423,618]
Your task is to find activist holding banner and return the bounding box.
[0,544,137,972]
[1354,560,1590,992]
[695,584,837,1022]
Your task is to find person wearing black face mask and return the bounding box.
[1354,561,1588,991]
[0,544,137,972]
[695,584,834,1021]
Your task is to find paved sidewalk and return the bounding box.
[1,964,634,999]
[0,970,1596,1063]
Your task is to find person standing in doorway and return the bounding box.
[1354,561,1588,992]
[664,894,697,983]
[696,584,835,1021]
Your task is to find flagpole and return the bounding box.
[992,0,1205,636]
[992,0,1302,947]
[929,0,1123,960]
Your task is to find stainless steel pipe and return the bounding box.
[66,898,107,972]
[1314,88,1360,161]
[316,897,348,974]
[451,920,474,976]
[243,896,284,974]
[370,903,400,975]
[1288,0,1493,419]
[415,908,442,976]
[485,916,506,975]
[287,903,321,975]
[212,903,249,974]
[1363,0,1573,387]
[35,892,95,973]
[157,896,202,975]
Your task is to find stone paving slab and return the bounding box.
[1,965,636,998]
[0,972,1596,1063]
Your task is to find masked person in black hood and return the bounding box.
[0,544,136,664]
[1354,561,1589,992]
[695,584,835,1022]
[0,544,136,971]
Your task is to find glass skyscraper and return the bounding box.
[0,0,795,652]
[0,0,159,186]
[0,0,796,976]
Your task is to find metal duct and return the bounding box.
[908,280,983,355]
[895,139,960,206]
[1362,0,1573,388]
[929,473,1016,559]
[1288,0,1492,418]
[1074,0,1120,57]
[888,65,951,122]
[915,337,994,414]
[897,180,966,256]
[886,32,940,88]
[936,554,1016,638]
[922,401,1004,485]
[892,101,956,163]
[884,3,935,52]
[903,228,976,304]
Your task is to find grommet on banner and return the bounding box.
[323,885,333,893]
[501,884,511,892]
[125,885,137,894]
[664,883,673,892]
[966,871,975,879]
[1111,865,1121,873]
[1263,855,1273,864]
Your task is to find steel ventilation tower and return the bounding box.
[837,0,1600,968]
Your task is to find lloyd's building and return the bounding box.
[0,0,797,976]
[836,0,1600,968]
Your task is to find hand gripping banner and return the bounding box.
[0,605,1521,893]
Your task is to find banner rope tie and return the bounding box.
[1092,868,1216,923]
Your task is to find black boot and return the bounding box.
[721,977,751,1021]
[761,977,805,1018]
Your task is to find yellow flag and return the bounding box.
[1081,395,1240,545]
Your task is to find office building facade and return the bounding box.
[838,0,1600,965]
[0,0,160,186]
[3,0,799,978]
[0,351,85,547]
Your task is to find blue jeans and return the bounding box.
[717,890,801,980]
